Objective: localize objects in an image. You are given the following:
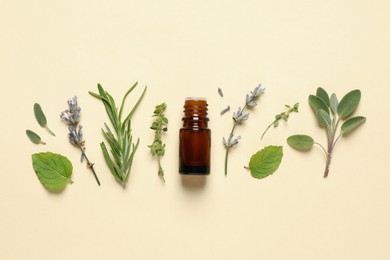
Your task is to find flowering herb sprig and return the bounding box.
[60,96,100,186]
[148,103,168,182]
[261,103,299,140]
[223,84,265,175]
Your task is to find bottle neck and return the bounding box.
[182,98,209,129]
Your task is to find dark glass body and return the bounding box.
[179,98,211,175]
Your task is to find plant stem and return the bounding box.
[45,126,55,136]
[79,146,101,186]
[261,119,277,140]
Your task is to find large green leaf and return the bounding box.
[341,116,366,135]
[330,93,338,115]
[309,95,329,115]
[316,109,331,128]
[316,87,330,107]
[337,89,361,119]
[287,135,314,150]
[248,146,283,179]
[32,152,73,191]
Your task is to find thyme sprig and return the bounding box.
[148,103,168,182]
[89,82,147,187]
[60,96,100,186]
[223,84,265,175]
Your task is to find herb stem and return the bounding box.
[314,142,328,157]
[261,119,277,140]
[78,146,101,186]
[45,126,56,136]
[224,123,238,175]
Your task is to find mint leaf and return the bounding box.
[248,146,283,179]
[338,89,361,119]
[287,135,314,150]
[341,116,366,135]
[32,152,73,191]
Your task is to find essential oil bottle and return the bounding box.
[179,97,211,175]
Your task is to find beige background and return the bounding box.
[1,0,389,259]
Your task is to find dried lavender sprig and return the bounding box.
[60,96,100,186]
[223,84,265,175]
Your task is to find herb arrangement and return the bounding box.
[89,82,147,187]
[148,103,168,182]
[60,96,100,186]
[287,88,366,178]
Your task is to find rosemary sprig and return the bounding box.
[223,84,265,175]
[261,103,299,140]
[148,103,168,182]
[89,82,147,187]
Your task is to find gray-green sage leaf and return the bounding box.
[26,130,46,145]
[34,103,55,136]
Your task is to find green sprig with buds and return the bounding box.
[148,103,168,182]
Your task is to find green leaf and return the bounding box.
[316,87,330,107]
[32,152,73,191]
[330,93,338,115]
[316,109,331,128]
[34,103,47,127]
[309,95,329,115]
[287,135,314,150]
[341,116,366,135]
[26,130,45,144]
[248,146,283,179]
[338,89,361,119]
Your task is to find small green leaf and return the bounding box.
[32,152,73,191]
[309,95,329,115]
[330,93,338,115]
[26,130,46,144]
[338,89,361,119]
[316,109,331,128]
[248,146,283,179]
[34,103,47,127]
[316,87,330,107]
[287,135,314,150]
[341,116,366,135]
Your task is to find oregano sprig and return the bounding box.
[148,103,168,182]
[261,103,299,140]
[287,88,366,178]
[223,84,265,175]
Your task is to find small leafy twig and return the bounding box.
[34,103,55,136]
[287,88,366,178]
[261,103,299,140]
[89,82,147,187]
[148,103,168,182]
[60,96,100,186]
[223,84,265,175]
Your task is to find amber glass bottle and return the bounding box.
[179,97,211,175]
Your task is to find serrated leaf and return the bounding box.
[32,152,73,191]
[34,103,47,127]
[316,87,330,107]
[330,93,338,115]
[26,130,45,144]
[316,109,331,128]
[341,116,366,135]
[287,135,314,150]
[338,89,361,119]
[309,95,329,115]
[248,146,283,179]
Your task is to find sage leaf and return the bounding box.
[316,109,331,128]
[330,93,338,115]
[34,103,55,136]
[309,95,329,115]
[32,152,73,191]
[287,135,314,150]
[248,146,283,179]
[341,116,366,135]
[338,89,361,119]
[316,87,330,107]
[26,130,46,145]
